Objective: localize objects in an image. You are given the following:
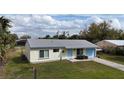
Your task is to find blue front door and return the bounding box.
[86,48,95,58]
[67,49,73,58]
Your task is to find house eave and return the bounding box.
[30,46,97,49]
[30,46,65,49]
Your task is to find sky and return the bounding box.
[1,14,124,37]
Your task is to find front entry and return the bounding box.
[77,49,84,56]
[67,49,73,59]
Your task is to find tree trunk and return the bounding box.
[0,55,4,66]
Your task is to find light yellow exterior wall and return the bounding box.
[72,49,77,58]
[83,49,86,55]
[61,48,77,59]
[25,42,30,61]
[30,48,63,63]
[25,43,88,63]
[28,48,77,63]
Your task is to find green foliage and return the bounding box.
[58,34,67,39]
[43,35,51,39]
[119,32,124,39]
[42,21,123,42]
[11,33,18,40]
[68,34,79,39]
[51,31,68,39]
[103,47,124,56]
[0,16,16,64]
[52,35,59,39]
[84,21,122,43]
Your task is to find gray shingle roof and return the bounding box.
[27,39,97,49]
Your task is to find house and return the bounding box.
[96,40,124,49]
[25,39,97,63]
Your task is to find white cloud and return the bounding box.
[16,32,28,37]
[32,15,56,25]
[108,18,121,29]
[83,16,122,30]
[85,16,103,24]
[2,14,124,37]
[41,15,56,25]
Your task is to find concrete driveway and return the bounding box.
[94,57,124,71]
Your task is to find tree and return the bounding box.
[53,35,59,39]
[58,34,67,39]
[43,35,51,39]
[119,31,124,39]
[0,16,15,64]
[84,21,122,43]
[68,34,79,39]
[11,33,18,40]
[87,22,103,42]
[52,31,69,39]
[106,29,122,39]
[79,30,87,39]
[20,35,31,39]
[58,31,67,39]
[10,34,18,48]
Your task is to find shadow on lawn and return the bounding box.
[11,56,29,64]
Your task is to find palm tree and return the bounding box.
[0,16,13,65]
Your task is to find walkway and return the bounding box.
[68,58,93,62]
[94,57,124,71]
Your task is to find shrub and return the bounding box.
[21,54,28,61]
[103,47,124,56]
[76,55,88,59]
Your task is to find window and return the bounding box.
[39,50,49,58]
[53,49,59,52]
[39,50,44,58]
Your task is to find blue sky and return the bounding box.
[1,14,124,37]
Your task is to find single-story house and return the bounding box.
[96,40,124,49]
[25,39,97,63]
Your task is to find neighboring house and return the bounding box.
[96,40,124,49]
[16,39,27,46]
[25,39,97,63]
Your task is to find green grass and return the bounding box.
[2,47,124,79]
[98,52,124,65]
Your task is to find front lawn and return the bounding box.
[98,52,124,65]
[1,47,124,79]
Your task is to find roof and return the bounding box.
[105,40,124,46]
[27,39,97,49]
